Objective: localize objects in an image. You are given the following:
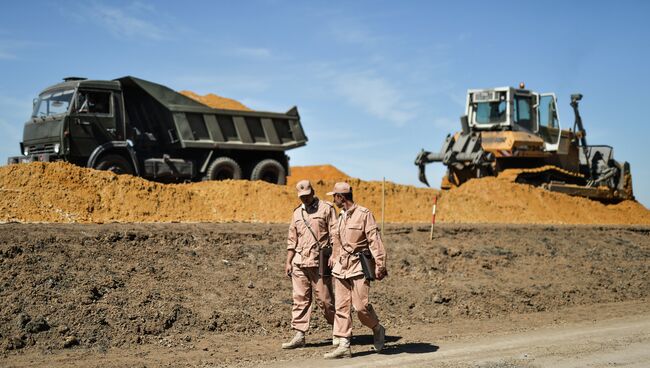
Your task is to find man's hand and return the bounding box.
[328,255,335,268]
[375,266,387,280]
[285,262,292,278]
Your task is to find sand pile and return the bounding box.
[287,164,349,185]
[437,177,647,224]
[179,90,251,111]
[0,162,649,224]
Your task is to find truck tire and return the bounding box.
[250,159,286,185]
[206,157,242,180]
[95,154,134,175]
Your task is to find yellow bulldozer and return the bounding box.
[415,84,633,201]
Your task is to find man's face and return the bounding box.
[299,192,315,206]
[333,193,344,208]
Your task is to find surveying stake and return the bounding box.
[430,195,437,240]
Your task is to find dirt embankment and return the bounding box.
[0,223,648,357]
[1,162,649,224]
[287,165,350,185]
[438,176,648,225]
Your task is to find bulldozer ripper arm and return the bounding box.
[418,163,430,187]
[414,149,432,186]
[415,149,442,187]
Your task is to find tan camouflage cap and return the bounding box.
[326,182,352,195]
[295,179,314,197]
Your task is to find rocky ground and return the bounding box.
[1,223,648,367]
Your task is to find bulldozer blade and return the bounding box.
[418,164,430,187]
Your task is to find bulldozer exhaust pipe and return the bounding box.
[460,115,470,134]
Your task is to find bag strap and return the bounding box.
[300,208,322,249]
[337,213,356,256]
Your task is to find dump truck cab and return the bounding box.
[21,77,126,170]
[10,76,308,184]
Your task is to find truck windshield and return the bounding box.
[32,89,75,118]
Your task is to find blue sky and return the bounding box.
[1,1,648,207]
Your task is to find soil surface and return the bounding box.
[1,162,649,224]
[1,223,648,367]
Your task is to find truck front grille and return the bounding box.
[27,144,56,155]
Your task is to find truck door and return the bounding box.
[69,90,117,158]
[537,93,561,151]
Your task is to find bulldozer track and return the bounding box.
[497,165,585,183]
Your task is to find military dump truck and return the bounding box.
[415,85,633,201]
[7,76,307,184]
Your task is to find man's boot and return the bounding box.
[323,337,351,359]
[373,324,385,351]
[281,331,305,349]
[332,335,340,346]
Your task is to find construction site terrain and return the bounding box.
[1,162,649,367]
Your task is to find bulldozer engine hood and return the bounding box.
[480,131,546,158]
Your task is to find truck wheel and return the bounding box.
[95,154,134,175]
[206,157,242,180]
[250,159,286,185]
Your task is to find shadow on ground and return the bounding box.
[351,335,438,357]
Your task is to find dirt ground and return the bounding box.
[1,223,648,367]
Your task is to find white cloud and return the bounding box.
[0,39,40,60]
[328,19,380,46]
[238,98,288,113]
[432,117,459,131]
[0,49,15,60]
[231,47,272,60]
[69,2,181,41]
[0,95,32,117]
[333,72,418,125]
[93,4,165,40]
[171,74,272,94]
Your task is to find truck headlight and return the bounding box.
[53,143,60,154]
[23,147,29,156]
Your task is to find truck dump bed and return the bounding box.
[118,76,308,151]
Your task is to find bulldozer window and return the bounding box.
[513,95,534,131]
[474,100,506,124]
[538,95,560,144]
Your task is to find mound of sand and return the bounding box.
[179,90,251,111]
[0,162,648,225]
[287,165,349,185]
[437,177,648,224]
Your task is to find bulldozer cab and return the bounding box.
[467,87,562,151]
